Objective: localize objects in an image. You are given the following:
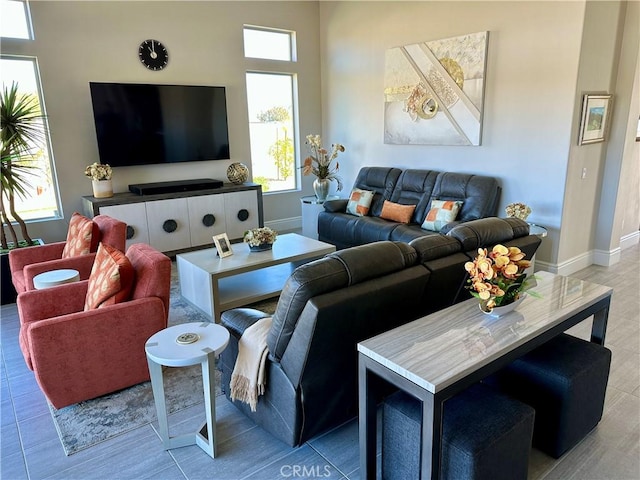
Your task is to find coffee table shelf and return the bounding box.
[177,233,335,322]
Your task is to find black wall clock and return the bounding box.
[138,39,168,71]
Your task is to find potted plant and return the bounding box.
[302,134,345,201]
[0,81,47,250]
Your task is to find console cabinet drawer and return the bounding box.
[99,203,150,250]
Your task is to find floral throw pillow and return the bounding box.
[380,200,416,224]
[346,188,375,217]
[421,200,463,232]
[84,243,135,311]
[62,212,98,258]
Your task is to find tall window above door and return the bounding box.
[244,26,299,194]
[0,0,33,39]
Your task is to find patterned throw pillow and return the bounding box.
[62,212,98,258]
[346,188,375,217]
[84,243,135,310]
[421,200,463,231]
[379,200,416,224]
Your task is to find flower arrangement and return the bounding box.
[302,134,345,191]
[505,202,531,221]
[243,227,277,247]
[465,244,537,312]
[84,162,112,181]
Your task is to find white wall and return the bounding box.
[319,1,586,267]
[3,1,322,242]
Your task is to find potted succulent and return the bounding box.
[0,81,47,251]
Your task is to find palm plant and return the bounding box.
[0,82,46,250]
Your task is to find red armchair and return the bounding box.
[9,214,126,294]
[16,243,171,409]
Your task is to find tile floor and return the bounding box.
[1,243,639,479]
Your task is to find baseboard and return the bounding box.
[265,216,302,233]
[593,247,621,267]
[620,230,640,250]
[537,251,593,276]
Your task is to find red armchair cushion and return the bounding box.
[62,213,98,258]
[84,244,134,310]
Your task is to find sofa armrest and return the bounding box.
[221,308,271,339]
[22,253,97,290]
[8,242,66,273]
[438,221,461,235]
[17,281,89,324]
[323,199,348,213]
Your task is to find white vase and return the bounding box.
[480,295,525,318]
[92,179,113,198]
[313,178,330,202]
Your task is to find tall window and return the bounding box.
[244,26,298,194]
[1,56,59,221]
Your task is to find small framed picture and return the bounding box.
[213,233,233,258]
[578,94,613,145]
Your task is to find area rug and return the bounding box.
[49,261,279,456]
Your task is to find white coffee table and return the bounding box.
[145,322,230,458]
[33,269,80,289]
[177,233,336,322]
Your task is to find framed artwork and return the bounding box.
[384,31,489,146]
[213,233,233,258]
[578,94,613,145]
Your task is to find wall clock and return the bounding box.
[138,39,168,71]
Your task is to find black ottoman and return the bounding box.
[484,333,612,458]
[382,383,535,480]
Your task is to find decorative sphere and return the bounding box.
[227,162,249,184]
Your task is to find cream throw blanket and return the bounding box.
[230,317,272,412]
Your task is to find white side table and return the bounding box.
[33,269,80,289]
[527,223,548,273]
[145,322,230,458]
[300,195,340,239]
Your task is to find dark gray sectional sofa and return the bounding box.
[220,217,541,447]
[318,166,501,249]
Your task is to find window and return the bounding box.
[1,56,60,221]
[1,0,33,39]
[244,26,299,194]
[243,26,295,62]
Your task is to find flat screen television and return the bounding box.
[89,82,230,167]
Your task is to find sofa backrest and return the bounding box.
[429,173,501,222]
[93,215,127,252]
[267,241,417,361]
[352,167,402,217]
[447,217,531,251]
[389,169,440,224]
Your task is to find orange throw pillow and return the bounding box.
[380,200,416,224]
[62,212,98,258]
[84,243,135,310]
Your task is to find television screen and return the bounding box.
[89,82,230,167]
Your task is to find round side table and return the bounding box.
[33,269,80,290]
[300,194,340,240]
[145,322,230,458]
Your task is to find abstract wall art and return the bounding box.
[384,31,489,146]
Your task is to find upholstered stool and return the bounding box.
[484,333,612,458]
[382,383,535,480]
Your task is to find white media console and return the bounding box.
[82,182,263,255]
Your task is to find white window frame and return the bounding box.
[244,25,301,195]
[1,54,62,222]
[0,0,34,40]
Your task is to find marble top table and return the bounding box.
[358,271,612,479]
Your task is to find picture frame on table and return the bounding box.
[578,94,613,145]
[213,233,233,258]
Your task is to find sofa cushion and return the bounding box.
[267,241,418,362]
[409,235,461,262]
[421,200,463,231]
[447,217,528,252]
[62,213,99,258]
[346,188,375,216]
[351,167,402,217]
[84,244,134,310]
[430,173,500,222]
[380,201,416,224]
[389,169,440,223]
